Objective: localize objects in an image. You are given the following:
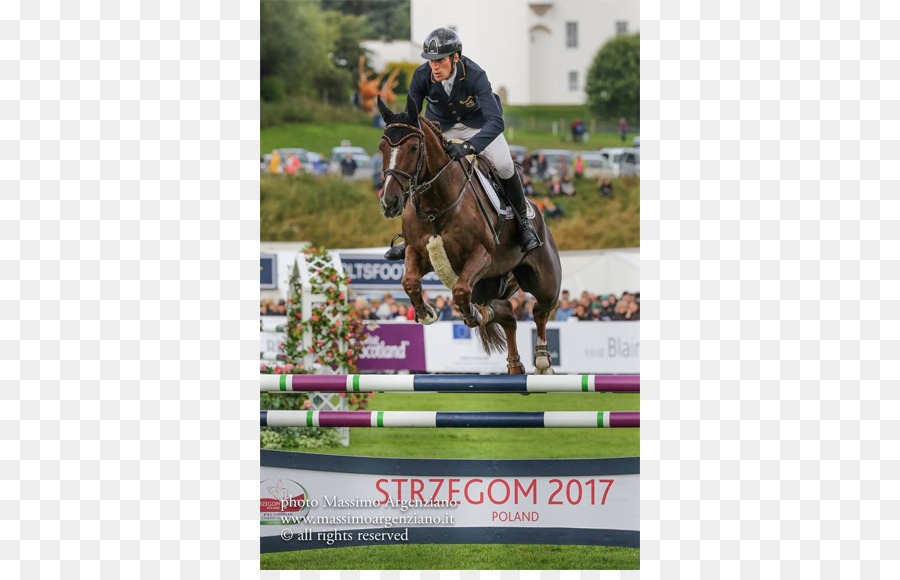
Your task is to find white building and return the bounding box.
[364,0,638,106]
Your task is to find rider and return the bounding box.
[383,27,542,260]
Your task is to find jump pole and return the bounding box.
[260,410,640,428]
[260,374,640,394]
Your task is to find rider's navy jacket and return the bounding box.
[407,55,505,154]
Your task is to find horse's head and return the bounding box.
[377,95,426,218]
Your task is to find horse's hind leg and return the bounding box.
[487,298,525,374]
[532,304,554,375]
[513,259,561,375]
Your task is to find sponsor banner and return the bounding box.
[356,322,427,372]
[340,256,443,288]
[553,322,639,374]
[423,322,639,374]
[260,316,288,359]
[261,451,639,552]
[263,317,637,373]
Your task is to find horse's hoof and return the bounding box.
[534,354,552,374]
[463,306,484,328]
[419,303,439,325]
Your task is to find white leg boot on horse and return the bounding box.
[501,174,543,254]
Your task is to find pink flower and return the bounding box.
[260,364,267,372]
[303,400,312,409]
[283,364,294,372]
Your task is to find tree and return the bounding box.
[320,0,410,40]
[260,0,365,104]
[322,10,372,73]
[585,34,640,122]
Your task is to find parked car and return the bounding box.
[598,147,630,176]
[327,146,373,180]
[618,148,640,176]
[529,149,574,178]
[578,151,616,180]
[508,145,528,164]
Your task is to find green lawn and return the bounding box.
[262,543,639,570]
[261,122,384,157]
[261,121,634,157]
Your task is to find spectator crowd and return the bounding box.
[263,290,639,323]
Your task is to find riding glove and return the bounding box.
[446,141,476,160]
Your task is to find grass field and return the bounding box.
[261,121,634,157]
[261,391,640,570]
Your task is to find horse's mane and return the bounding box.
[419,116,445,145]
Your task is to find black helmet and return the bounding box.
[421,27,462,60]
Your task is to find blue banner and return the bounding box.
[340,257,444,288]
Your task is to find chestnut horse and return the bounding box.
[376,96,562,374]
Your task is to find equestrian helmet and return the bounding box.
[421,27,462,60]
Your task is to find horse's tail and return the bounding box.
[474,274,518,355]
[475,322,507,355]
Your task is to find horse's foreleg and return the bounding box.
[452,247,491,328]
[402,251,439,324]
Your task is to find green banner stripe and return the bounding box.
[377,411,384,427]
[307,412,313,427]
[582,375,589,392]
[597,412,603,428]
[352,375,360,392]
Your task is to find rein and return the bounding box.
[381,121,476,228]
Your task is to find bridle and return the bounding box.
[380,121,475,224]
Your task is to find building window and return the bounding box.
[568,71,578,91]
[566,22,578,48]
[616,21,628,36]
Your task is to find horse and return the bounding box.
[376,95,562,375]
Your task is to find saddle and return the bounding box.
[471,155,536,220]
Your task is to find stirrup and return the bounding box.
[517,223,543,252]
[389,233,404,247]
[384,233,406,261]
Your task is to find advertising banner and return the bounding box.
[261,451,639,552]
[423,321,639,374]
[356,322,427,372]
[340,256,444,288]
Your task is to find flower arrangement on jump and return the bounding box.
[261,245,372,453]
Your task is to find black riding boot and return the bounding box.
[501,174,542,253]
[384,234,406,261]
